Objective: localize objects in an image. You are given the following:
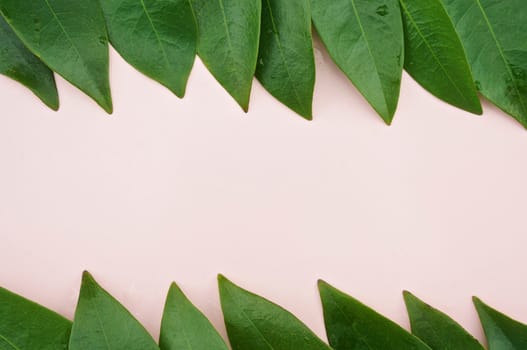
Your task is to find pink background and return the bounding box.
[1,42,527,344]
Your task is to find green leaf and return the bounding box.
[256,0,315,120]
[0,286,71,350]
[474,297,527,349]
[403,291,484,350]
[311,0,404,124]
[218,275,332,350]
[0,16,58,110]
[190,0,261,112]
[399,0,482,115]
[159,282,228,350]
[69,271,159,350]
[441,0,527,127]
[0,0,112,113]
[318,281,431,350]
[99,0,197,98]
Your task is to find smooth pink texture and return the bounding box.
[1,45,527,343]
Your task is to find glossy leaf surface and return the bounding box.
[474,297,527,349]
[0,0,112,112]
[404,291,484,350]
[256,0,315,119]
[0,16,58,110]
[441,0,527,126]
[311,0,404,124]
[191,0,261,111]
[319,281,431,350]
[400,0,481,114]
[0,286,71,350]
[160,282,228,350]
[69,271,159,350]
[218,275,331,350]
[100,0,197,98]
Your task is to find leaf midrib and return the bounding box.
[137,0,172,73]
[399,0,473,105]
[324,292,377,350]
[89,289,112,350]
[348,0,390,114]
[42,0,89,75]
[223,286,276,350]
[0,333,20,350]
[217,0,234,65]
[196,0,241,86]
[263,0,307,115]
[473,0,527,115]
[174,307,197,350]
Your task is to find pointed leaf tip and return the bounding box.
[0,16,60,110]
[0,0,113,113]
[320,282,430,350]
[400,0,482,115]
[192,0,261,112]
[217,274,227,283]
[311,0,403,123]
[104,102,113,115]
[161,281,228,350]
[256,0,315,119]
[99,0,197,99]
[441,0,527,125]
[81,270,95,285]
[70,272,158,350]
[219,276,331,350]
[404,291,484,350]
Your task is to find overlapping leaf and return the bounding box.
[218,275,332,350]
[0,16,58,110]
[441,0,527,127]
[69,271,159,350]
[0,0,526,126]
[100,0,197,98]
[400,0,482,114]
[0,0,112,112]
[474,297,527,349]
[256,0,315,119]
[404,291,485,350]
[311,0,404,124]
[191,0,261,111]
[160,282,228,350]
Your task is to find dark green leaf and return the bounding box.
[0,0,112,113]
[319,281,431,350]
[218,275,332,350]
[0,16,58,110]
[0,286,71,350]
[403,291,484,350]
[190,0,261,112]
[441,0,527,127]
[160,282,228,350]
[69,271,159,350]
[399,0,482,115]
[99,0,197,98]
[474,297,527,349]
[311,0,404,124]
[256,0,315,119]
